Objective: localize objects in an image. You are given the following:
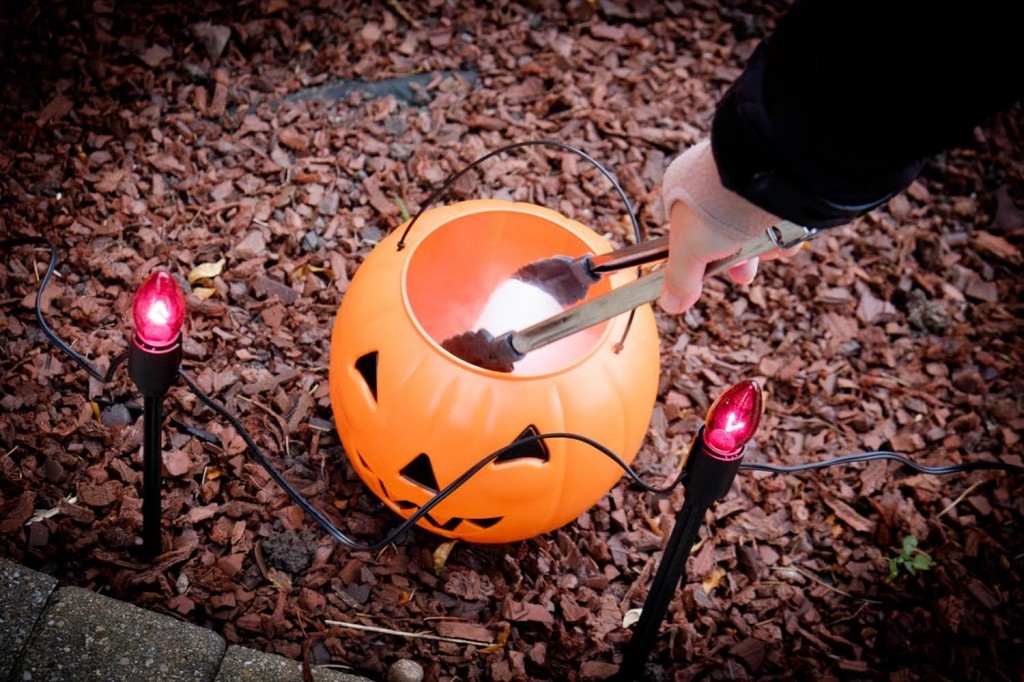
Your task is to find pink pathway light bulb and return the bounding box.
[704,380,763,457]
[132,271,185,347]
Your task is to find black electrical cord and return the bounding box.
[180,367,1024,551]
[1,237,127,383]
[180,367,687,552]
[6,236,1023,554]
[4,235,687,552]
[740,451,1024,476]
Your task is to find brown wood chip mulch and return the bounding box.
[1,1,1021,680]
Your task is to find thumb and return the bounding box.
[660,229,706,314]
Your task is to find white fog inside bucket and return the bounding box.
[472,278,578,374]
[473,279,563,335]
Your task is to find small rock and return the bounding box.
[190,22,231,59]
[301,230,321,252]
[100,403,132,427]
[360,224,383,243]
[387,659,424,682]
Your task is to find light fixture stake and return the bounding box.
[617,381,762,680]
[128,271,185,560]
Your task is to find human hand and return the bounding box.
[660,201,802,314]
[660,201,759,313]
[659,140,794,314]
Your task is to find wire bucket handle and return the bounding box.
[394,140,645,352]
[395,140,642,249]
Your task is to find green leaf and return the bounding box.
[901,535,919,557]
[396,197,411,221]
[911,553,934,571]
[887,558,900,583]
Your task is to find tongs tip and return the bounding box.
[512,255,596,307]
[440,329,522,373]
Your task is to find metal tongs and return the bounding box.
[442,221,817,372]
[513,234,672,307]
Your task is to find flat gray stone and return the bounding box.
[0,557,59,682]
[12,586,225,682]
[214,646,373,682]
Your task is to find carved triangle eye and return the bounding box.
[355,351,378,401]
[400,453,440,493]
[494,425,549,464]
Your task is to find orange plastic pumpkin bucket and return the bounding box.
[329,152,660,543]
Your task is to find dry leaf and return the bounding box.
[642,514,663,536]
[192,287,218,300]
[188,258,226,284]
[204,465,224,481]
[293,263,335,281]
[478,622,511,654]
[432,539,457,574]
[702,566,726,593]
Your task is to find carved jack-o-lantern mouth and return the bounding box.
[328,199,662,543]
[353,348,553,534]
[355,424,550,534]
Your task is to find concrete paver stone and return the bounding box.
[0,557,60,682]
[215,645,372,682]
[12,585,225,682]
[0,559,378,682]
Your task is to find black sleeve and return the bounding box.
[711,0,1021,228]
